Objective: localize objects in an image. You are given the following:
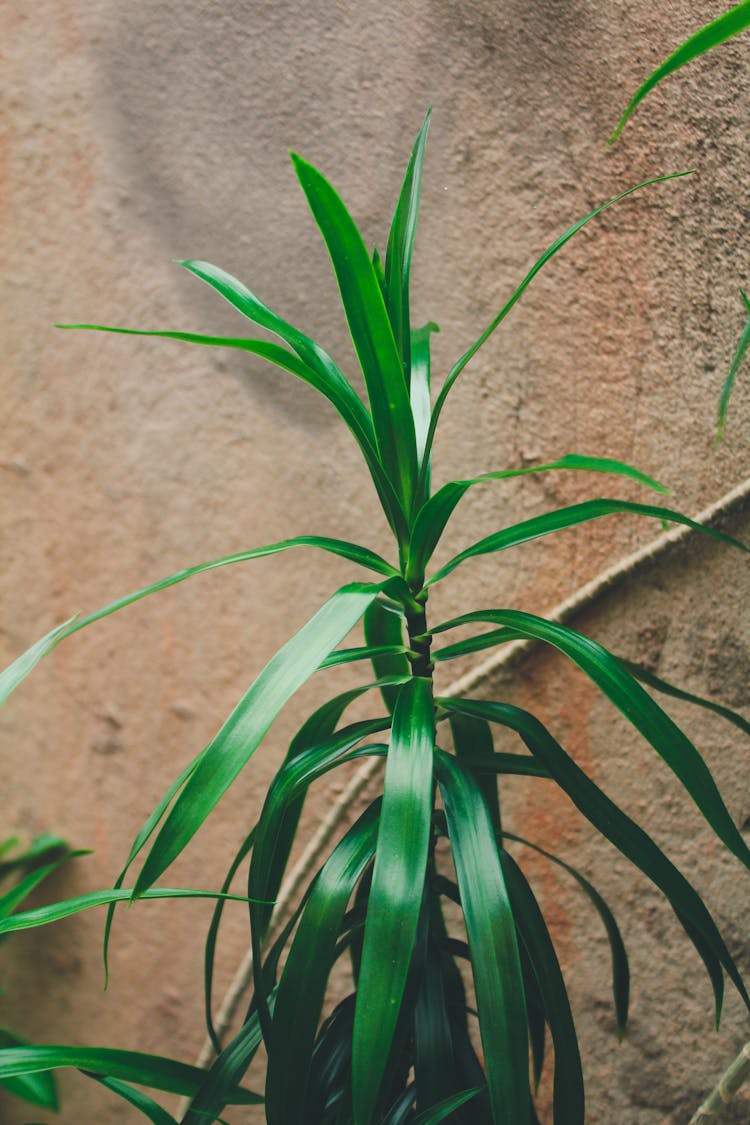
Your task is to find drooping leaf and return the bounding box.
[353,679,435,1125]
[0,617,76,710]
[0,1030,58,1110]
[264,802,380,1125]
[502,854,584,1124]
[384,110,431,385]
[408,454,669,582]
[427,497,748,586]
[133,582,380,895]
[86,1074,179,1125]
[421,172,692,469]
[717,288,750,442]
[0,850,87,920]
[436,750,530,1125]
[434,611,750,872]
[438,696,749,1021]
[0,1046,261,1103]
[616,655,750,739]
[609,0,750,142]
[292,153,419,517]
[503,832,629,1035]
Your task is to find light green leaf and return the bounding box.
[408,454,668,583]
[133,582,380,895]
[0,617,76,710]
[717,288,750,442]
[610,1,750,142]
[384,110,431,386]
[0,1030,58,1110]
[411,322,439,503]
[420,172,692,474]
[0,886,253,935]
[292,153,418,517]
[353,679,435,1125]
[427,497,748,586]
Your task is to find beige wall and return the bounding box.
[2,1,749,1121]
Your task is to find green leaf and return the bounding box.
[86,1074,179,1125]
[411,322,439,502]
[384,110,431,385]
[0,850,86,920]
[502,855,584,1124]
[609,0,750,142]
[436,750,530,1125]
[420,171,692,475]
[434,610,750,872]
[427,497,748,586]
[408,454,669,582]
[363,600,411,714]
[0,540,396,718]
[0,1030,58,1110]
[0,1046,261,1103]
[182,1013,265,1125]
[449,711,502,836]
[318,643,409,669]
[0,834,69,880]
[292,152,418,516]
[503,832,629,1036]
[265,802,380,1125]
[133,582,380,895]
[616,655,750,739]
[411,1087,482,1125]
[353,679,435,1125]
[717,288,750,442]
[438,696,749,1020]
[0,886,253,935]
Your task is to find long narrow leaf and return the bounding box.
[86,1074,179,1125]
[438,696,749,1020]
[412,1087,482,1125]
[0,886,253,935]
[503,832,629,1035]
[436,750,530,1125]
[182,1013,265,1125]
[428,497,748,586]
[384,110,431,385]
[717,288,750,442]
[434,610,750,871]
[265,802,380,1125]
[0,1046,261,1103]
[411,322,439,502]
[419,171,692,486]
[292,153,418,516]
[133,582,380,894]
[353,678,435,1125]
[0,850,86,920]
[616,655,750,739]
[0,1030,58,1110]
[502,854,584,1124]
[609,1,750,142]
[204,828,255,1052]
[0,539,395,718]
[408,455,668,582]
[364,600,411,714]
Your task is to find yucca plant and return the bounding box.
[1,111,749,1124]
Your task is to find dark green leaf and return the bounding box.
[617,655,750,739]
[438,696,749,1020]
[502,854,584,1124]
[449,711,502,835]
[408,455,668,582]
[717,288,750,442]
[609,1,750,142]
[292,153,418,517]
[434,611,750,872]
[0,851,86,920]
[411,1088,483,1124]
[428,497,748,586]
[0,1030,58,1110]
[133,582,380,895]
[436,751,530,1125]
[0,835,69,881]
[0,1046,260,1103]
[182,1013,265,1125]
[204,828,255,1052]
[265,803,380,1125]
[384,110,431,386]
[353,679,435,1125]
[86,1074,179,1125]
[421,172,692,470]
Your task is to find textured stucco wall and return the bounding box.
[2,1,749,1122]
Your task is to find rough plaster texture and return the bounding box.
[2,1,749,1121]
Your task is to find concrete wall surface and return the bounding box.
[2,1,750,1121]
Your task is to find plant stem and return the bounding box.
[405,590,433,679]
[690,1041,750,1122]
